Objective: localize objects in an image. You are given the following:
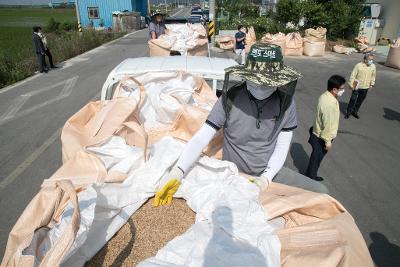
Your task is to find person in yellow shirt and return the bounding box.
[306,75,346,181]
[345,53,376,119]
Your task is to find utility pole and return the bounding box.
[74,0,82,32]
[209,0,215,45]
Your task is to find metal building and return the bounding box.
[76,0,148,28]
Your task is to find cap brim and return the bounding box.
[225,64,302,87]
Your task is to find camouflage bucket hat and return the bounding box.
[225,43,302,87]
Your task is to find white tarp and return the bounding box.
[159,24,206,55]
[50,136,282,266]
[117,71,213,129]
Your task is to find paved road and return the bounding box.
[0,29,150,258]
[170,7,192,17]
[1,29,400,266]
[283,53,400,267]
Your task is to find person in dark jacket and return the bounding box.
[32,26,47,73]
[38,27,57,69]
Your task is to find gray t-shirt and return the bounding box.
[206,90,297,176]
[149,22,166,39]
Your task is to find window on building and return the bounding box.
[88,7,99,19]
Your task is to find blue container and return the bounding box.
[77,0,148,28]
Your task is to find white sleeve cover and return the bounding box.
[176,123,217,173]
[262,131,293,183]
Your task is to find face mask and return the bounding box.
[367,60,373,66]
[337,89,345,97]
[247,81,276,100]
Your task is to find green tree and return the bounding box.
[275,0,302,25]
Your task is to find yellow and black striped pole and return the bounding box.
[208,21,215,39]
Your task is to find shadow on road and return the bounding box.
[290,143,309,175]
[383,107,400,122]
[369,232,400,267]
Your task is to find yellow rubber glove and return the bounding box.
[154,166,184,207]
[247,174,270,191]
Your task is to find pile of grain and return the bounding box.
[85,198,195,267]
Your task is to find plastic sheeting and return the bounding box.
[46,136,282,266]
[149,24,208,56]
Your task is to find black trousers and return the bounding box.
[346,89,368,115]
[36,53,46,72]
[44,48,54,68]
[306,128,328,179]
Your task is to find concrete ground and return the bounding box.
[0,29,399,266]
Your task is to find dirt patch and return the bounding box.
[85,198,196,267]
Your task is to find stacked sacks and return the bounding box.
[216,35,235,51]
[261,32,286,55]
[303,27,327,57]
[245,26,257,53]
[354,36,374,53]
[284,32,303,56]
[148,23,208,56]
[385,37,400,69]
[333,45,357,55]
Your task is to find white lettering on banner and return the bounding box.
[251,49,276,59]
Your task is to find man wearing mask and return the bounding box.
[235,25,247,65]
[154,44,328,206]
[306,75,346,181]
[345,53,376,119]
[149,11,166,39]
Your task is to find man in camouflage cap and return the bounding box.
[154,44,328,207]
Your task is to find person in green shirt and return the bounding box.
[306,75,346,181]
[345,53,376,119]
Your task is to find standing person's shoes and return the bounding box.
[352,112,360,119]
[344,114,350,119]
[51,65,58,69]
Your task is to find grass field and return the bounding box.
[0,7,124,88]
[0,7,76,55]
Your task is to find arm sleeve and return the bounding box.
[370,66,376,86]
[349,64,358,88]
[282,100,297,131]
[261,131,293,183]
[319,105,338,146]
[176,123,217,173]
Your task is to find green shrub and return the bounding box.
[46,17,60,32]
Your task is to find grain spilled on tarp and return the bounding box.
[85,197,196,267]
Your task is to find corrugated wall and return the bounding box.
[78,0,133,28]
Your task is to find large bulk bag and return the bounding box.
[385,46,400,69]
[261,32,286,55]
[187,38,208,56]
[148,23,208,56]
[216,35,235,50]
[303,40,325,57]
[148,39,171,56]
[245,26,257,53]
[304,27,326,42]
[260,182,374,267]
[284,32,303,56]
[0,72,220,267]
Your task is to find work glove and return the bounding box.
[248,174,270,192]
[154,166,184,207]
